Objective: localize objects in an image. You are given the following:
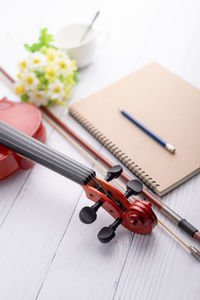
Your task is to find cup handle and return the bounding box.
[95,30,110,50]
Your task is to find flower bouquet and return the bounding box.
[15,28,77,107]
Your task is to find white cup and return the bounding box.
[54,24,109,69]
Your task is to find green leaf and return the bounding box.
[34,70,45,79]
[24,28,54,52]
[24,43,42,53]
[73,72,78,83]
[24,44,31,51]
[47,99,55,106]
[38,87,44,91]
[34,71,49,89]
[21,94,29,102]
[59,74,65,83]
[42,78,49,87]
[39,28,54,46]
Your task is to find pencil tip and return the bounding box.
[165,143,176,153]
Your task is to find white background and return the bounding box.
[0,0,200,299]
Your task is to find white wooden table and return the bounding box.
[0,0,200,299]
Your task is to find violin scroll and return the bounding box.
[124,200,157,235]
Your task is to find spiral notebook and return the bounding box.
[69,63,200,196]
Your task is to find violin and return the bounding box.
[0,120,157,243]
[0,98,46,180]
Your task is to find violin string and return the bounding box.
[41,113,118,197]
[0,131,90,183]
[0,121,94,182]
[42,112,125,191]
[0,123,89,179]
[0,120,106,196]
[0,118,91,177]
[42,112,200,257]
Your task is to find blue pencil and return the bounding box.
[120,109,175,154]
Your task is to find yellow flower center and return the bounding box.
[20,61,26,68]
[48,54,55,62]
[33,58,40,64]
[47,69,55,77]
[36,93,42,99]
[59,61,67,69]
[54,86,61,93]
[15,85,25,94]
[26,76,34,85]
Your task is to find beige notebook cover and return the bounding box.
[69,63,200,196]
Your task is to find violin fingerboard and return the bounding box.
[0,121,95,185]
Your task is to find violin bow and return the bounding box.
[0,66,200,260]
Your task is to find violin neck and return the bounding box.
[0,121,95,185]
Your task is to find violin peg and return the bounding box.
[97,227,115,243]
[124,180,143,198]
[79,207,97,224]
[104,165,123,182]
[79,200,103,224]
[97,218,122,243]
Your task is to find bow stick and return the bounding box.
[0,66,200,260]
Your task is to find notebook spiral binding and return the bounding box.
[69,107,160,191]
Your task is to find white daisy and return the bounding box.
[45,65,59,80]
[21,71,39,90]
[45,47,59,63]
[28,90,48,107]
[57,49,70,60]
[48,79,65,101]
[56,57,70,76]
[14,81,26,95]
[27,52,47,71]
[18,58,28,71]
